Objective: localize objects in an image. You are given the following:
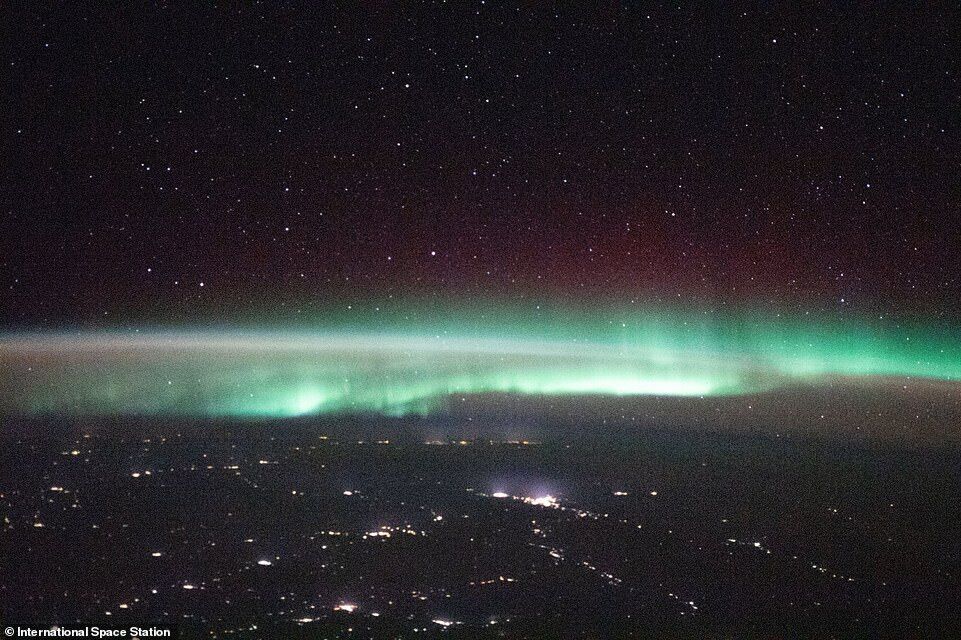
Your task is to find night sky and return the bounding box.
[4,10,961,635]
[4,2,960,328]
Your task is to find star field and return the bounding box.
[3,3,960,325]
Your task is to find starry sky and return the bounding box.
[3,2,960,329]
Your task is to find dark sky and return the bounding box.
[2,2,959,327]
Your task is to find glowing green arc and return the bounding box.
[1,307,960,418]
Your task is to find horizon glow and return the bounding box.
[2,307,960,418]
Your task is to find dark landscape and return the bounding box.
[2,417,959,638]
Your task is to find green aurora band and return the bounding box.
[1,305,960,418]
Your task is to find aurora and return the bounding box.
[2,305,960,419]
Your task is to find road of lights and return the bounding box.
[1,306,959,418]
